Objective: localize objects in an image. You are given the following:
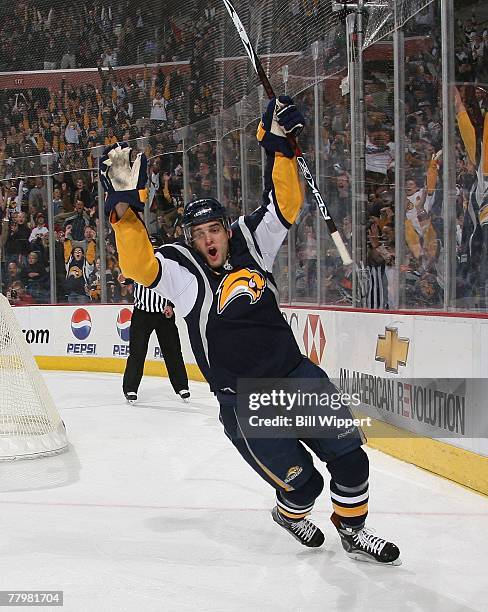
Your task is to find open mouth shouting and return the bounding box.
[190,220,231,269]
[207,246,219,263]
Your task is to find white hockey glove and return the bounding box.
[99,142,148,213]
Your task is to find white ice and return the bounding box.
[1,371,487,612]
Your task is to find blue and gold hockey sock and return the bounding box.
[330,478,369,529]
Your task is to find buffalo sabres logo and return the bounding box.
[216,268,266,314]
[284,465,303,484]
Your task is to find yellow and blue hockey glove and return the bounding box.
[99,142,148,214]
[257,96,305,158]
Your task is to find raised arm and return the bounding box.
[455,87,476,165]
[246,96,304,271]
[111,202,159,286]
[101,145,197,314]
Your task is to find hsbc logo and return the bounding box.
[303,314,326,365]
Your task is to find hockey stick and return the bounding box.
[221,0,353,265]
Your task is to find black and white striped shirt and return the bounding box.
[364,264,388,310]
[133,282,170,313]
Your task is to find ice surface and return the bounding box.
[0,371,487,612]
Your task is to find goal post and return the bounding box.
[0,294,68,460]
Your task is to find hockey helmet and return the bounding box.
[182,198,230,244]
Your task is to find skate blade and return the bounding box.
[347,551,402,566]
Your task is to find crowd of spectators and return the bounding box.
[0,0,203,72]
[285,1,488,309]
[0,0,222,308]
[1,0,487,310]
[0,0,222,177]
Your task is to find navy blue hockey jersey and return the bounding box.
[112,148,304,392]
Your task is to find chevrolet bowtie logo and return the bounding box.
[375,327,409,373]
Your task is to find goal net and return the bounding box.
[0,295,68,460]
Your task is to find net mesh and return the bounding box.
[364,0,436,48]
[0,1,439,183]
[1,1,475,311]
[0,294,68,459]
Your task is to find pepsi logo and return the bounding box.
[71,308,92,341]
[116,308,132,342]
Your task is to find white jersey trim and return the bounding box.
[249,193,288,272]
[169,244,213,368]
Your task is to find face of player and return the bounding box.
[191,220,231,269]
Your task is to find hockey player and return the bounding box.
[100,97,400,565]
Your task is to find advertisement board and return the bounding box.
[281,306,488,458]
[11,304,488,467]
[13,304,195,370]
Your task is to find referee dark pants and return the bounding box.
[123,307,188,395]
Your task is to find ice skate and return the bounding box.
[124,392,138,404]
[272,506,324,547]
[331,512,401,565]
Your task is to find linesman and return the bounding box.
[122,278,190,403]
